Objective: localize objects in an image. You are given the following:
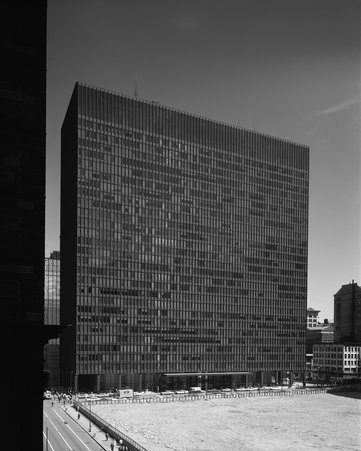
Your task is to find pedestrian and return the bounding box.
[110,441,114,451]
[51,401,54,407]
[77,413,80,420]
[105,431,108,440]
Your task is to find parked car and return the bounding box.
[189,386,202,393]
[189,387,205,394]
[207,388,222,394]
[43,391,52,399]
[117,389,134,398]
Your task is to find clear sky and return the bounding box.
[46,0,361,321]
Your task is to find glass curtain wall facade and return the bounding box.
[61,82,309,391]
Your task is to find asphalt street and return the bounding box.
[43,399,110,451]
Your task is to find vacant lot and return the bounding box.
[93,393,361,450]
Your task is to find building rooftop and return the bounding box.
[75,81,309,149]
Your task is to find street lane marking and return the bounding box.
[43,430,55,451]
[44,411,73,450]
[53,408,93,451]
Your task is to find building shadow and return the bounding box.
[328,388,361,400]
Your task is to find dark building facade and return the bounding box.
[0,2,48,448]
[306,324,334,354]
[44,251,61,388]
[334,281,361,344]
[61,83,309,392]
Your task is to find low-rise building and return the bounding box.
[307,308,320,328]
[312,343,361,381]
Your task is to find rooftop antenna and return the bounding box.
[134,79,138,98]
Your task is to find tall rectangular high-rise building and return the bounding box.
[61,82,309,392]
[44,251,61,388]
[0,2,48,448]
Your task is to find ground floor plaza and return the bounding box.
[70,370,301,393]
[89,392,360,451]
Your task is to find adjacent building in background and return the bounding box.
[61,82,309,392]
[312,343,361,382]
[306,324,334,354]
[334,281,361,344]
[311,281,361,382]
[305,309,334,380]
[44,251,61,388]
[307,308,320,328]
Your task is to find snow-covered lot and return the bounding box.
[92,392,361,450]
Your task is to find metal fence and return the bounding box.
[73,400,148,451]
[79,387,329,408]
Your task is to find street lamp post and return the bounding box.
[88,400,92,432]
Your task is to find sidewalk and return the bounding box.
[61,403,116,450]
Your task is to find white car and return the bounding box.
[44,391,52,399]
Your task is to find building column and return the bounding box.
[289,371,294,387]
[74,374,79,393]
[95,374,100,392]
[259,371,264,387]
[139,374,143,392]
[118,374,122,390]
